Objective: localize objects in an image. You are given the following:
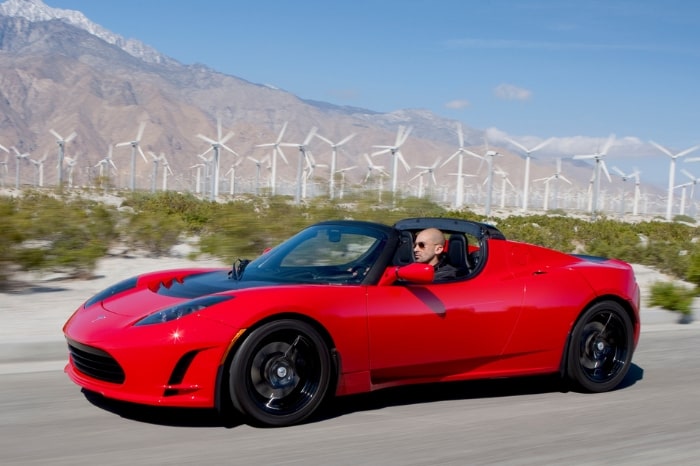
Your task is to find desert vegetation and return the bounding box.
[2,190,700,309]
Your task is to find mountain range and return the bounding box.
[0,0,622,204]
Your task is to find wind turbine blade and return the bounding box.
[49,129,62,140]
[303,127,318,146]
[685,156,700,163]
[136,122,146,142]
[601,133,616,155]
[464,149,484,160]
[337,133,356,146]
[681,168,696,180]
[315,133,332,145]
[398,126,413,146]
[397,151,411,172]
[456,123,464,148]
[197,134,217,145]
[506,138,528,153]
[276,121,288,143]
[276,147,289,164]
[600,161,612,182]
[677,145,700,158]
[65,131,77,143]
[220,131,235,145]
[138,146,148,163]
[612,166,625,177]
[221,144,240,157]
[371,148,391,157]
[532,137,554,153]
[559,175,573,185]
[441,150,459,168]
[649,140,673,157]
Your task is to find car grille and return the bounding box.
[66,339,125,384]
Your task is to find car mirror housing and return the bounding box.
[378,262,434,286]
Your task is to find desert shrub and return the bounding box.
[0,192,116,279]
[121,209,186,257]
[648,281,695,315]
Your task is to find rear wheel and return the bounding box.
[566,301,633,393]
[229,319,331,427]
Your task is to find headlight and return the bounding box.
[134,295,233,326]
[84,276,138,308]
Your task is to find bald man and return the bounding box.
[413,228,457,281]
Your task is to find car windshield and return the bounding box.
[240,223,389,284]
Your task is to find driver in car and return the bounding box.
[413,228,457,281]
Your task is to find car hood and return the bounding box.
[101,270,279,318]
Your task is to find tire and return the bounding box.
[228,319,332,427]
[566,300,634,393]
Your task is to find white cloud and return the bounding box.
[444,99,470,109]
[494,83,532,101]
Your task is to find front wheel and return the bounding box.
[229,319,332,427]
[566,301,633,393]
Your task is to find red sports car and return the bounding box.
[63,217,640,427]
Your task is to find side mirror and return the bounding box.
[378,262,434,286]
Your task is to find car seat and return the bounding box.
[446,234,471,277]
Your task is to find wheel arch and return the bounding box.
[558,294,638,379]
[214,312,340,414]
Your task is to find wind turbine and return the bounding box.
[64,154,79,187]
[11,147,30,189]
[29,152,49,187]
[411,156,441,198]
[649,141,700,221]
[372,125,412,195]
[115,122,148,191]
[612,166,639,217]
[161,154,173,191]
[280,127,318,204]
[148,151,162,193]
[478,138,503,218]
[95,145,117,187]
[494,167,516,209]
[247,155,271,195]
[190,163,206,194]
[441,123,479,209]
[335,165,357,199]
[197,118,240,200]
[50,129,76,186]
[573,134,615,218]
[223,158,244,196]
[506,136,554,213]
[680,168,699,217]
[315,132,356,199]
[0,146,9,187]
[255,122,290,196]
[363,152,389,182]
[534,158,571,211]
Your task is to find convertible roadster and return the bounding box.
[63,217,640,427]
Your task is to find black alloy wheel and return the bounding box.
[229,319,332,427]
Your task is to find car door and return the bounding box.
[366,242,525,383]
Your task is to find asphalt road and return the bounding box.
[1,327,698,466]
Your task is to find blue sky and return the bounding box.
[43,0,700,187]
